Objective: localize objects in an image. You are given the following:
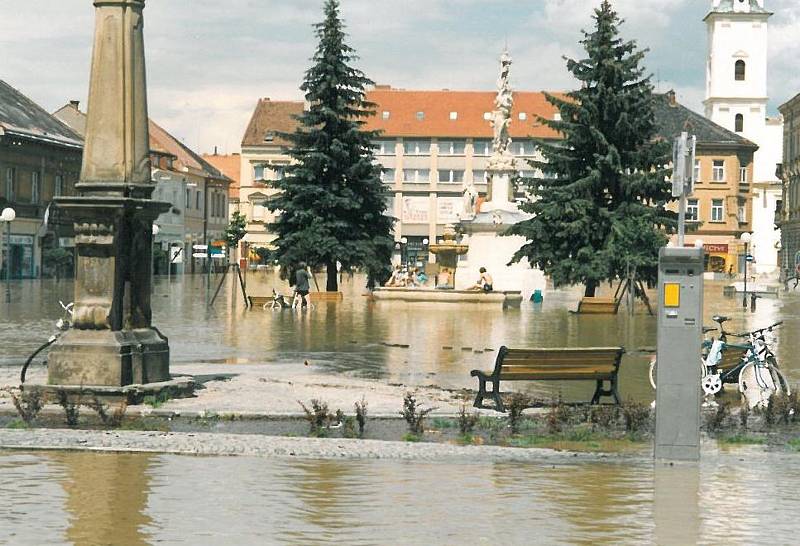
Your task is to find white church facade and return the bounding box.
[703,0,783,278]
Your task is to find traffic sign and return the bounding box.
[193,244,208,251]
[746,254,754,262]
[170,246,184,264]
[192,252,208,259]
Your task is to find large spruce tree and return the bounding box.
[267,0,394,291]
[509,0,675,296]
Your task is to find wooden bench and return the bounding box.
[576,297,620,314]
[248,295,271,308]
[471,346,625,411]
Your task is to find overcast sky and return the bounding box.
[1,0,799,154]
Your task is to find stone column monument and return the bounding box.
[48,0,171,387]
[456,48,545,296]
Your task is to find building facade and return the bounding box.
[238,99,304,253]
[55,102,231,274]
[703,0,783,277]
[657,92,756,274]
[1,82,82,278]
[778,94,800,279]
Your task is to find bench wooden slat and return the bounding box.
[499,372,615,381]
[500,366,616,376]
[501,355,618,364]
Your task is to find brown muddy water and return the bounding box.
[1,273,798,403]
[2,447,800,545]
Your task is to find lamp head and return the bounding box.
[740,232,752,244]
[1,208,15,222]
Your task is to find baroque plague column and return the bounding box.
[48,0,171,387]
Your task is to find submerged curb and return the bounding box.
[0,429,644,464]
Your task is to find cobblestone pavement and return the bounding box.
[0,428,635,463]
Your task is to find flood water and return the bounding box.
[1,447,800,545]
[1,272,799,402]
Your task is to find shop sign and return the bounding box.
[1,234,34,246]
[436,197,462,224]
[704,243,728,253]
[401,196,429,223]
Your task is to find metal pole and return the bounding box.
[743,242,748,308]
[5,221,10,304]
[677,193,686,248]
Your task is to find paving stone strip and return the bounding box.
[0,429,638,464]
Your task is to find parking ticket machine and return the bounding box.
[655,247,704,461]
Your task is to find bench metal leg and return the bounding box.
[492,379,505,412]
[590,378,622,405]
[473,377,487,409]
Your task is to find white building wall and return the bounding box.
[704,0,782,277]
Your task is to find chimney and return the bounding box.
[70,100,80,110]
[214,145,218,156]
[666,90,677,107]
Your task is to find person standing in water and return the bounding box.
[295,262,311,308]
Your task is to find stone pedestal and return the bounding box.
[47,0,172,388]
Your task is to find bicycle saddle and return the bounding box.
[711,315,729,324]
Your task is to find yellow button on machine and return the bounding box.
[664,283,680,307]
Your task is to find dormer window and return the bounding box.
[263,131,275,142]
[735,60,746,81]
[449,111,458,120]
[382,111,390,120]
[416,111,425,121]
[518,112,527,121]
[735,113,744,133]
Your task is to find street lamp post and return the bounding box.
[1,207,16,304]
[740,232,752,309]
[400,236,408,266]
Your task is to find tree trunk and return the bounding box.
[326,261,338,292]
[584,281,597,297]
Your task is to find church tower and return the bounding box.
[704,0,783,276]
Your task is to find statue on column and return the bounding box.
[489,48,514,170]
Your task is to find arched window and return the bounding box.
[735,60,746,81]
[735,114,744,132]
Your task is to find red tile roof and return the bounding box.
[241,98,304,148]
[203,153,241,199]
[363,87,564,139]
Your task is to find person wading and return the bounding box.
[295,263,311,308]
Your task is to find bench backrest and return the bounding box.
[493,346,624,380]
[717,348,746,372]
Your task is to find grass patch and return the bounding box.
[430,417,454,429]
[506,430,645,453]
[5,418,28,429]
[143,392,172,409]
[402,432,422,442]
[718,434,767,446]
[786,438,800,451]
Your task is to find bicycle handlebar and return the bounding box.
[731,321,783,338]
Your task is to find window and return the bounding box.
[473,140,491,156]
[518,112,527,121]
[253,164,265,181]
[712,160,725,182]
[415,111,425,121]
[449,111,458,120]
[185,189,190,208]
[403,140,430,155]
[711,199,724,222]
[738,201,747,223]
[735,113,744,133]
[687,199,699,221]
[517,170,535,179]
[54,175,63,197]
[483,112,491,120]
[5,168,15,201]
[375,140,395,155]
[514,140,533,156]
[402,169,430,183]
[438,170,464,184]
[380,168,395,183]
[438,140,465,155]
[735,60,746,81]
[472,170,487,183]
[196,191,201,211]
[263,131,275,142]
[739,166,748,183]
[31,172,39,204]
[382,111,390,120]
[270,166,285,180]
[693,160,701,183]
[553,113,562,121]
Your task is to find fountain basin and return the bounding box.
[372,287,522,308]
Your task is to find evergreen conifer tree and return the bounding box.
[267,0,394,291]
[509,0,675,296]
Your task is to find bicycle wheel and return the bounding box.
[648,357,706,390]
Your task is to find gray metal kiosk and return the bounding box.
[654,246,704,461]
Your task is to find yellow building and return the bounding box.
[656,92,756,275]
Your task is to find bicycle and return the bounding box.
[20,301,73,384]
[265,289,291,310]
[731,322,789,408]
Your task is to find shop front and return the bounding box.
[1,234,35,278]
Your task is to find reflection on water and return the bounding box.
[2,274,799,402]
[1,448,800,544]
